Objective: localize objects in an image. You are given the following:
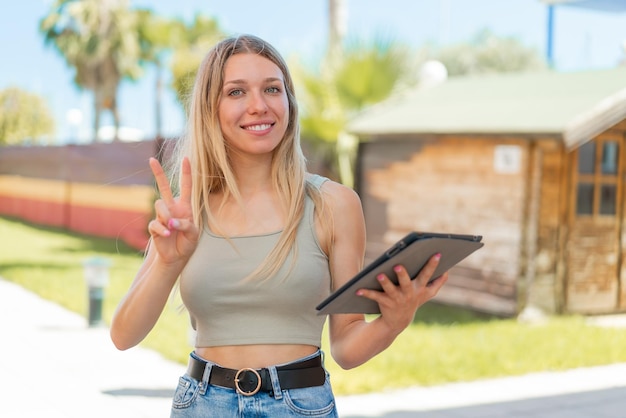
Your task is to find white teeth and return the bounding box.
[245,124,271,131]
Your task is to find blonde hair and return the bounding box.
[169,34,320,281]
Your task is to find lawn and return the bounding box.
[2,215,626,395]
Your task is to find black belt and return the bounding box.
[187,353,326,396]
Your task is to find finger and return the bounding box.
[427,272,449,291]
[167,218,196,233]
[148,219,171,238]
[415,253,442,285]
[355,287,385,304]
[149,157,174,205]
[373,273,400,297]
[392,265,412,289]
[154,199,172,224]
[179,157,193,206]
[168,218,200,243]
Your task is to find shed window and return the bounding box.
[578,142,595,174]
[575,139,619,217]
[576,183,593,215]
[602,142,618,174]
[600,185,617,215]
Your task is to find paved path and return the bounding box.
[2,278,626,417]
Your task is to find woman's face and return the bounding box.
[218,53,289,159]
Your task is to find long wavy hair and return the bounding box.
[169,34,324,281]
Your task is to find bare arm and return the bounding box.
[324,182,448,370]
[110,157,199,350]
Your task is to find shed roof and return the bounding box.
[347,68,626,149]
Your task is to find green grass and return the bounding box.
[0,216,193,363]
[3,215,626,395]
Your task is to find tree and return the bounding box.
[328,0,345,61]
[168,14,224,114]
[295,36,416,185]
[40,0,144,141]
[135,10,181,140]
[298,38,416,142]
[0,87,55,145]
[431,29,547,76]
[289,0,419,185]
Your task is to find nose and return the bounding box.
[247,91,268,114]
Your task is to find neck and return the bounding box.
[230,154,274,198]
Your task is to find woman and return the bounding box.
[110,34,447,417]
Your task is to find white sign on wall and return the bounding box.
[494,145,522,174]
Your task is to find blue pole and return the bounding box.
[546,4,555,68]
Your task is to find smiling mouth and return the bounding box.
[244,123,273,131]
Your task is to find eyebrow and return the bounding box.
[223,77,284,86]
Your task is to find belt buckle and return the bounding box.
[234,368,262,396]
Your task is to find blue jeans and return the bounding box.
[170,350,338,417]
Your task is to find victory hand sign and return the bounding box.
[147,157,199,265]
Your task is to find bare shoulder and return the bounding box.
[318,179,365,248]
[319,179,363,212]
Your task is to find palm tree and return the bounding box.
[292,0,416,186]
[168,14,224,113]
[296,36,415,186]
[40,0,143,141]
[328,0,345,65]
[135,10,179,140]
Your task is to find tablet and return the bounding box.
[315,232,484,315]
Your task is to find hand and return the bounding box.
[147,157,199,265]
[356,253,449,335]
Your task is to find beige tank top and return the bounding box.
[179,175,331,348]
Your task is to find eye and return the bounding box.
[227,88,244,97]
[266,86,281,94]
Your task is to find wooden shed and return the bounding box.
[348,67,626,316]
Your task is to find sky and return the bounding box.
[1,0,625,143]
